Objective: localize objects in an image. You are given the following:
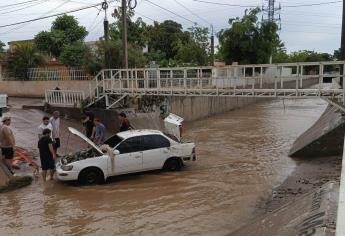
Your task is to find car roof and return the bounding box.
[117,129,164,139]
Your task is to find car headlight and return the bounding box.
[61,165,73,171]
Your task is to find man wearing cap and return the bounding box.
[0,117,15,173]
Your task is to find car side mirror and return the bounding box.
[113,149,120,155]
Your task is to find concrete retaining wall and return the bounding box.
[169,96,259,122]
[289,105,345,157]
[0,80,93,97]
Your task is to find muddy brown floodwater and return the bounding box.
[0,98,327,236]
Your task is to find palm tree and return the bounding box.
[9,43,46,80]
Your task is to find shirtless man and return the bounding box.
[0,117,15,173]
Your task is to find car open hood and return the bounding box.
[68,127,103,154]
[164,113,184,141]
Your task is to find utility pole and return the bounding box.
[341,0,345,59]
[210,24,215,66]
[122,0,128,69]
[102,0,110,68]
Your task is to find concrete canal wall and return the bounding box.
[289,105,345,157]
[169,96,258,122]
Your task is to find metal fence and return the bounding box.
[28,68,91,81]
[45,90,85,107]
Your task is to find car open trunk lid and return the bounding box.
[68,127,103,154]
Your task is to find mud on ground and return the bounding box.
[256,155,342,216]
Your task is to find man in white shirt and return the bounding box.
[38,116,53,140]
[49,111,61,154]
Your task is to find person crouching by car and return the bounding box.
[93,118,106,146]
[38,129,56,181]
[118,112,133,132]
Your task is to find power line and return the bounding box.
[284,0,341,7]
[2,0,73,34]
[191,0,257,8]
[172,0,211,26]
[0,2,112,28]
[144,0,197,25]
[192,0,341,8]
[135,11,156,21]
[0,0,42,8]
[0,0,49,14]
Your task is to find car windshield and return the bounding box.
[104,134,123,148]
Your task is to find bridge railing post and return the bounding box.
[260,67,263,89]
[319,64,323,97]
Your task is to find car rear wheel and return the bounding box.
[79,168,104,185]
[164,158,182,171]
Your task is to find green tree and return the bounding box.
[60,42,89,67]
[9,43,46,79]
[34,14,87,57]
[174,26,210,66]
[0,40,5,54]
[289,50,333,62]
[147,20,188,60]
[218,8,282,64]
[110,8,148,48]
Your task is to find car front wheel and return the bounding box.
[79,168,104,185]
[164,158,182,171]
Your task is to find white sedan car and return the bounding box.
[56,128,196,185]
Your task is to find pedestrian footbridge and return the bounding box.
[45,61,345,109]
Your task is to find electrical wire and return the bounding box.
[172,0,211,26]
[144,0,197,25]
[2,0,73,34]
[192,0,341,8]
[0,0,42,8]
[0,0,49,14]
[0,2,114,28]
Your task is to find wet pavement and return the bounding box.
[0,98,327,236]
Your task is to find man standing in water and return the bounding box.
[49,111,61,155]
[0,117,15,174]
[38,116,53,140]
[38,129,56,181]
[82,110,95,140]
[93,118,106,146]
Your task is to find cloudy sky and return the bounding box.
[0,0,342,54]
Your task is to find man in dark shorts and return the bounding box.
[0,117,15,173]
[82,111,95,139]
[38,129,56,181]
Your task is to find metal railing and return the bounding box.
[28,67,92,81]
[90,61,345,101]
[45,90,85,107]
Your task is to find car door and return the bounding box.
[112,137,143,175]
[141,135,171,170]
